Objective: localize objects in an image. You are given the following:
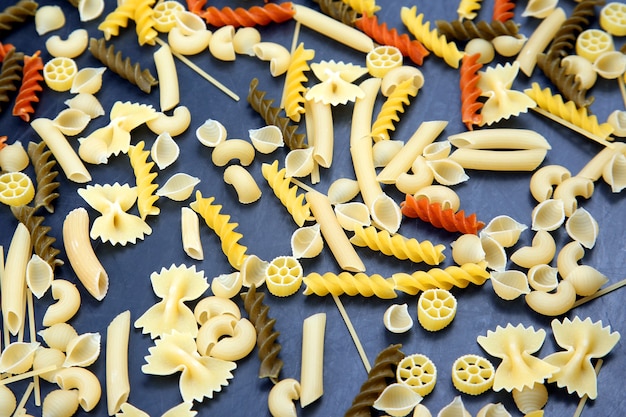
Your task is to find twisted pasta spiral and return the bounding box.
[0,48,24,111]
[536,53,593,109]
[350,225,446,265]
[401,194,485,235]
[492,0,515,22]
[134,0,158,46]
[241,284,284,383]
[303,271,397,298]
[313,0,359,27]
[283,43,314,123]
[201,3,295,28]
[436,19,519,41]
[27,140,59,213]
[548,0,602,57]
[128,141,159,220]
[12,50,42,122]
[460,53,483,130]
[261,160,311,227]
[457,0,483,21]
[190,190,248,270]
[340,0,379,16]
[391,261,490,295]
[371,77,419,141]
[97,0,136,40]
[0,0,37,32]
[11,204,63,272]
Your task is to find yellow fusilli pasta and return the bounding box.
[370,77,419,141]
[303,271,397,299]
[190,190,249,270]
[97,0,136,40]
[401,6,464,69]
[350,225,445,265]
[127,141,160,220]
[282,42,314,122]
[341,0,380,16]
[457,0,483,21]
[261,160,312,227]
[134,0,158,46]
[391,261,489,295]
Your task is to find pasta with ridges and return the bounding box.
[261,160,311,227]
[0,0,38,32]
[282,43,314,123]
[27,140,60,213]
[303,271,397,298]
[392,261,490,295]
[11,204,63,271]
[436,19,519,41]
[200,2,295,28]
[370,77,419,142]
[313,0,359,27]
[401,194,485,234]
[128,141,160,220]
[459,53,483,130]
[0,48,24,112]
[12,50,42,122]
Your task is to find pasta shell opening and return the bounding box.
[70,67,106,95]
[426,158,469,186]
[63,332,101,367]
[492,35,527,57]
[565,207,598,249]
[480,234,507,271]
[383,304,413,333]
[373,383,423,417]
[607,110,626,137]
[602,152,626,192]
[38,323,78,352]
[561,55,597,90]
[175,10,206,35]
[249,125,284,154]
[490,270,530,300]
[451,234,485,265]
[210,272,243,299]
[373,140,403,168]
[26,254,54,298]
[0,140,29,172]
[196,119,227,147]
[522,0,558,18]
[334,202,371,231]
[35,5,65,36]
[370,194,402,234]
[291,223,323,259]
[438,396,471,417]
[476,403,512,417]
[482,215,527,247]
[284,147,315,178]
[78,135,109,165]
[512,383,548,414]
[564,265,608,297]
[64,93,105,119]
[151,132,180,170]
[53,108,91,136]
[527,264,558,292]
[422,141,451,161]
[593,51,626,79]
[531,199,565,231]
[78,0,105,22]
[327,178,360,205]
[42,389,80,417]
[0,342,39,374]
[156,173,200,201]
[240,255,269,288]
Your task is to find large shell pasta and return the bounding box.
[565,207,599,249]
[531,199,565,231]
[564,264,608,297]
[0,140,29,172]
[65,93,105,119]
[0,341,39,373]
[38,322,78,352]
[156,173,201,201]
[42,389,80,417]
[490,270,531,301]
[527,264,558,292]
[481,215,527,248]
[70,67,106,95]
[46,29,89,58]
[373,383,423,416]
[291,223,323,259]
[64,332,101,367]
[26,253,53,299]
[43,279,81,326]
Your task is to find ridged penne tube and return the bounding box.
[31,118,91,183]
[168,27,211,56]
[146,106,191,136]
[224,164,262,204]
[525,280,576,316]
[553,176,594,217]
[106,310,131,415]
[529,165,571,202]
[306,189,365,272]
[448,129,551,150]
[515,7,566,76]
[414,185,460,211]
[153,43,179,112]
[292,4,375,53]
[377,121,447,184]
[253,42,291,77]
[2,222,31,335]
[233,27,260,56]
[63,207,109,301]
[55,367,101,411]
[350,77,381,147]
[300,312,326,407]
[180,207,203,261]
[43,279,81,327]
[309,99,334,168]
[211,139,255,167]
[46,29,89,58]
[209,25,236,61]
[449,148,547,171]
[351,135,382,210]
[510,230,556,268]
[268,378,300,417]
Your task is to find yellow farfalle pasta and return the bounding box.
[282,43,314,122]
[349,225,445,265]
[401,6,464,68]
[457,0,483,20]
[261,160,312,227]
[128,141,160,220]
[370,77,419,142]
[391,261,489,295]
[190,190,248,270]
[524,83,614,140]
[303,271,397,299]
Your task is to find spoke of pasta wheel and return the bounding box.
[332,294,371,373]
[572,278,626,308]
[0,245,3,352]
[572,359,603,417]
[154,38,240,102]
[530,107,615,148]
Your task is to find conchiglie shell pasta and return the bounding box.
[438,396,471,417]
[383,303,413,334]
[481,215,527,248]
[210,272,243,299]
[35,5,65,36]
[334,202,371,231]
[512,383,548,414]
[240,255,269,288]
[26,253,53,298]
[78,0,104,22]
[39,322,78,352]
[510,230,556,268]
[33,346,65,382]
[196,119,227,147]
[70,67,106,94]
[531,199,565,231]
[602,151,626,192]
[291,223,323,259]
[42,389,80,417]
[64,93,104,119]
[426,158,469,186]
[156,173,200,201]
[492,35,527,57]
[451,234,485,265]
[480,234,507,271]
[476,403,512,417]
[284,147,315,178]
[373,383,423,417]
[151,132,180,170]
[0,140,29,172]
[607,110,626,137]
[53,108,91,136]
[0,342,39,373]
[0,385,16,416]
[522,0,558,18]
[527,264,558,292]
[490,270,530,300]
[565,207,599,249]
[327,178,360,205]
[370,193,402,234]
[78,134,109,165]
[564,264,608,296]
[249,125,284,154]
[233,27,261,56]
[525,280,576,316]
[593,51,626,79]
[422,141,451,160]
[372,140,403,168]
[64,332,101,367]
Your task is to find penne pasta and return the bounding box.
[153,43,180,112]
[515,7,566,76]
[448,128,551,150]
[106,310,131,416]
[2,222,31,336]
[309,99,334,168]
[181,207,203,260]
[300,312,326,408]
[450,148,547,171]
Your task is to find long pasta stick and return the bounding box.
[154,38,240,102]
[0,365,57,386]
[291,21,301,54]
[12,381,33,417]
[531,107,614,148]
[572,359,603,417]
[572,278,626,308]
[331,294,371,373]
[26,290,41,406]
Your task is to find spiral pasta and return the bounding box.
[313,0,359,27]
[27,140,59,213]
[282,43,314,123]
[127,141,160,220]
[460,53,483,130]
[11,204,63,272]
[247,78,306,150]
[524,83,612,139]
[536,54,592,109]
[457,0,483,21]
[547,0,601,57]
[261,160,311,227]
[436,19,519,41]
[0,0,37,32]
[303,271,397,298]
[371,77,419,141]
[133,0,158,46]
[355,14,429,66]
[350,225,445,265]
[12,50,42,122]
[401,194,485,235]
[240,284,283,383]
[492,0,515,22]
[345,344,405,417]
[0,48,23,112]
[88,37,158,94]
[391,261,490,295]
[97,0,135,40]
[190,190,248,270]
[401,6,464,69]
[340,0,379,16]
[200,2,295,28]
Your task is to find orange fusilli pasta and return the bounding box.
[401,194,485,235]
[459,53,483,130]
[201,3,295,28]
[12,50,42,122]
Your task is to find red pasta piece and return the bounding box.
[401,194,485,235]
[492,0,515,22]
[0,135,7,151]
[459,53,483,130]
[12,50,42,122]
[355,13,429,66]
[201,2,295,28]
[0,42,14,62]
[186,0,206,15]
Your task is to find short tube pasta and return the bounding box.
[146,106,192,136]
[515,7,566,76]
[223,164,262,204]
[268,378,300,417]
[43,279,81,327]
[2,222,31,336]
[350,78,381,147]
[45,28,88,58]
[63,207,109,301]
[309,99,334,168]
[106,310,131,416]
[447,128,551,150]
[300,312,326,408]
[449,148,547,171]
[181,207,203,260]
[153,43,179,112]
[350,135,382,210]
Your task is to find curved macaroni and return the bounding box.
[168,26,211,56]
[553,176,594,217]
[392,262,490,295]
[42,279,81,327]
[268,378,300,417]
[211,139,255,167]
[208,25,236,61]
[510,230,557,268]
[196,315,256,361]
[253,42,291,77]
[529,164,571,202]
[146,106,192,136]
[55,367,101,411]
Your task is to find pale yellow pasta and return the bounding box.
[151,132,180,170]
[309,99,334,168]
[377,121,447,184]
[42,389,80,417]
[46,29,88,58]
[451,234,485,265]
[0,385,16,416]
[249,125,284,154]
[70,67,106,95]
[181,207,203,261]
[510,230,556,268]
[78,0,104,22]
[31,118,91,183]
[153,43,179,112]
[492,35,527,57]
[156,173,200,201]
[35,5,65,36]
[52,108,91,136]
[38,323,77,352]
[0,140,29,172]
[211,139,255,167]
[300,312,326,408]
[565,207,599,249]
[553,176,594,217]
[482,215,527,248]
[253,42,291,77]
[196,315,256,361]
[64,332,100,367]
[55,367,101,411]
[381,66,424,96]
[168,27,212,56]
[350,78,381,147]
[372,140,403,168]
[525,280,576,316]
[522,0,558,18]
[382,303,413,333]
[268,378,300,417]
[2,222,31,336]
[527,264,558,292]
[350,135,383,210]
[152,1,184,32]
[32,347,64,382]
[577,143,626,181]
[335,202,370,231]
[465,38,495,64]
[561,55,597,90]
[306,190,365,272]
[116,402,150,417]
[210,272,242,299]
[106,310,131,416]
[448,129,550,150]
[65,93,105,119]
[43,279,81,327]
[450,149,547,171]
[0,341,39,374]
[529,165,571,202]
[194,296,241,325]
[232,27,260,56]
[564,265,607,297]
[223,165,262,204]
[161,402,196,417]
[44,57,78,92]
[327,178,360,205]
[63,207,109,301]
[26,254,53,299]
[285,147,315,178]
[146,106,191,136]
[373,383,423,416]
[209,26,236,61]
[490,270,531,300]
[414,185,460,211]
[515,7,567,76]
[426,158,469,186]
[370,193,402,234]
[292,4,374,53]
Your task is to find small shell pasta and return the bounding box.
[156,173,200,201]
[46,29,89,58]
[35,5,65,36]
[38,323,78,352]
[64,93,105,119]
[42,389,80,417]
[64,332,101,367]
[223,164,262,204]
[43,279,81,327]
[383,303,413,333]
[70,67,106,95]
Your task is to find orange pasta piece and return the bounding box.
[492,0,515,22]
[12,50,42,122]
[186,0,206,14]
[201,3,295,28]
[459,53,483,130]
[401,194,485,235]
[0,42,14,61]
[0,135,7,151]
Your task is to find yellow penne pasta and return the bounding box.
[153,43,179,112]
[300,313,326,407]
[2,223,31,336]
